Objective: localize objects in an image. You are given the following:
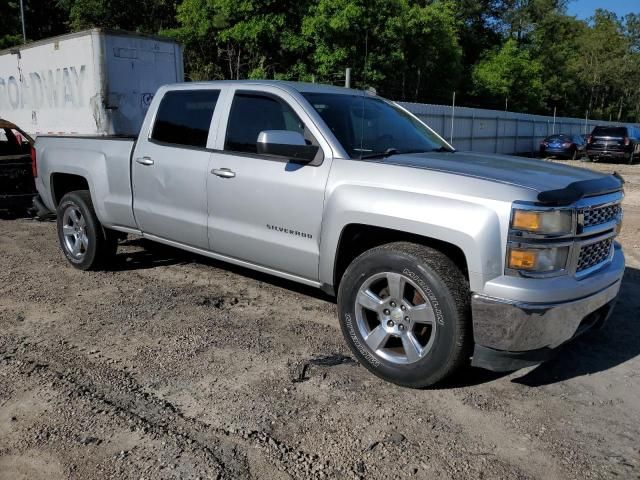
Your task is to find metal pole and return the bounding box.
[470,114,475,151]
[450,91,455,145]
[532,120,536,155]
[19,0,27,43]
[552,106,556,134]
[345,68,351,89]
[584,110,588,134]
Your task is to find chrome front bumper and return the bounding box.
[472,242,625,357]
[472,278,621,354]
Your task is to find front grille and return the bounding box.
[581,204,620,228]
[577,238,613,272]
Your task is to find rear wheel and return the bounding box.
[56,190,118,270]
[337,242,471,388]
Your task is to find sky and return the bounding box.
[567,0,638,20]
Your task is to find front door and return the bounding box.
[132,88,221,249]
[207,87,333,281]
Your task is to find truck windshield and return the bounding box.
[301,92,452,159]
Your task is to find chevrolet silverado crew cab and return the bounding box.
[33,81,625,388]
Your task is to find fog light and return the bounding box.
[508,249,538,270]
[507,246,569,273]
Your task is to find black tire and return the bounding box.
[56,190,118,270]
[337,242,471,388]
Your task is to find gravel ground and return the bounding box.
[1,159,639,480]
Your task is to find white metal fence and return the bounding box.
[400,101,636,155]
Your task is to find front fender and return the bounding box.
[319,184,508,293]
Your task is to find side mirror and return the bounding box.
[256,130,319,163]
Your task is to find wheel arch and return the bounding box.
[51,172,90,206]
[330,224,471,294]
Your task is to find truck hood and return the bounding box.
[382,151,622,204]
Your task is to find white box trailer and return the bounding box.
[0,29,183,136]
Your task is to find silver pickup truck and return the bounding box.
[34,80,625,388]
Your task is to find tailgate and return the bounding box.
[0,154,36,195]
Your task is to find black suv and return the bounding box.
[586,125,640,164]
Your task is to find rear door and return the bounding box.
[131,88,222,249]
[206,86,334,281]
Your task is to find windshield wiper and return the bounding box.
[431,146,454,152]
[359,148,399,160]
[359,146,454,160]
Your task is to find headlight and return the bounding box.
[511,209,573,235]
[507,246,569,273]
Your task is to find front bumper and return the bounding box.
[470,248,624,371]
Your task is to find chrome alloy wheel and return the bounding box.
[355,272,437,365]
[62,206,89,260]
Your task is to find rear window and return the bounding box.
[151,90,220,148]
[592,126,627,138]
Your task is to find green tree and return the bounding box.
[472,38,543,111]
[0,0,22,49]
[529,9,586,116]
[301,0,461,102]
[571,10,629,121]
[0,0,68,48]
[166,0,311,81]
[60,0,178,33]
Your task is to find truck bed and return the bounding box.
[36,135,137,229]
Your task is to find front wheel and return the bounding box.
[337,242,471,388]
[56,190,118,270]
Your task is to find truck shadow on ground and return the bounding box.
[110,238,640,389]
[512,266,640,387]
[108,238,193,271]
[110,237,334,302]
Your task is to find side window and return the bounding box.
[151,89,220,148]
[225,92,305,154]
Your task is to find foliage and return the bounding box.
[1,0,638,122]
[473,38,543,111]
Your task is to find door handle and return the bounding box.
[135,156,154,166]
[211,168,236,178]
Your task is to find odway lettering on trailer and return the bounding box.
[0,65,87,111]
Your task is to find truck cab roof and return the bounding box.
[164,80,373,97]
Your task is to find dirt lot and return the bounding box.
[1,159,639,480]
